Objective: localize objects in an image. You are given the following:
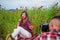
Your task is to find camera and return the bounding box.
[40,23,49,32]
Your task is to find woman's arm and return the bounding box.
[29,25,34,30]
[27,20,34,30]
[16,19,21,27]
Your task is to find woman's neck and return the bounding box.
[23,18,28,24]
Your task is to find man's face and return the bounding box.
[49,19,60,31]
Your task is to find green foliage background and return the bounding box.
[0,5,60,40]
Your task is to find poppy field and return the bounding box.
[0,5,60,40]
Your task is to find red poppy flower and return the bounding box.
[40,6,43,8]
[25,7,28,10]
[16,8,18,11]
[20,6,22,8]
[38,6,43,9]
[32,6,34,9]
[55,2,58,6]
[31,23,34,27]
[30,23,35,29]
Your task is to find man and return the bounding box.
[36,16,60,40]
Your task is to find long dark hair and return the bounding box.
[20,11,29,20]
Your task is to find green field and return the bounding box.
[0,5,60,40]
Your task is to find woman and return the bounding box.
[9,11,33,40]
[19,11,33,34]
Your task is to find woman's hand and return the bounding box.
[29,24,34,30]
[16,19,21,28]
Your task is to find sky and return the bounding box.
[0,0,60,9]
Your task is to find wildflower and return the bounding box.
[30,23,35,29]
[39,6,43,9]
[16,8,18,11]
[20,6,22,8]
[55,2,58,6]
[25,7,28,10]
[40,6,43,8]
[32,6,34,9]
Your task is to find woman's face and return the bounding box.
[21,13,26,19]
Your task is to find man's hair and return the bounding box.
[52,16,60,20]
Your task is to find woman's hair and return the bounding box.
[21,11,28,19]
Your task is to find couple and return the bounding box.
[7,11,60,40]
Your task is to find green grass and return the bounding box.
[0,5,60,40]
